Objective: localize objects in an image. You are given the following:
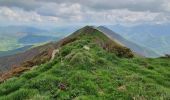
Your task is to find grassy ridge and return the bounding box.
[0,28,170,100]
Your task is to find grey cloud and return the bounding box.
[0,0,167,13]
[0,0,41,11]
[36,0,167,13]
[0,0,170,26]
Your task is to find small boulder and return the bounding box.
[83,45,90,50]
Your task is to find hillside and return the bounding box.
[0,26,170,99]
[107,24,170,55]
[0,42,55,74]
[97,26,160,58]
[0,26,129,74]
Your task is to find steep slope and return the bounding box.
[0,42,55,73]
[97,26,160,58]
[0,26,169,100]
[106,24,170,55]
[0,26,133,81]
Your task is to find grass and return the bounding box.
[0,27,170,100]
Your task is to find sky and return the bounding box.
[0,0,170,27]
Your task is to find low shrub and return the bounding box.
[61,47,73,57]
[112,46,134,58]
[96,58,107,65]
[68,52,94,69]
[147,66,154,70]
[165,54,170,58]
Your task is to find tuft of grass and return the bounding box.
[0,89,38,100]
[0,78,26,96]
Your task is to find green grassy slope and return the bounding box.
[0,27,170,100]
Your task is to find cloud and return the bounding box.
[0,7,61,23]
[162,0,170,12]
[37,0,168,12]
[0,0,170,26]
[80,9,167,25]
[0,0,41,11]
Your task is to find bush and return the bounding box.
[60,37,77,46]
[100,41,134,58]
[160,54,170,59]
[148,66,154,70]
[96,58,107,65]
[61,47,72,57]
[112,46,134,58]
[74,40,90,48]
[165,54,170,58]
[67,51,94,69]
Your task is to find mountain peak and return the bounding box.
[0,26,169,99]
[0,26,135,82]
[82,25,95,29]
[72,25,97,36]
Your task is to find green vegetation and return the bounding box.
[0,27,170,100]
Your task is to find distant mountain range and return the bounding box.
[0,26,161,74]
[18,34,57,45]
[0,24,169,58]
[0,26,48,35]
[0,26,62,56]
[97,26,160,57]
[0,26,133,77]
[107,24,170,56]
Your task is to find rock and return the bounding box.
[83,45,90,50]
